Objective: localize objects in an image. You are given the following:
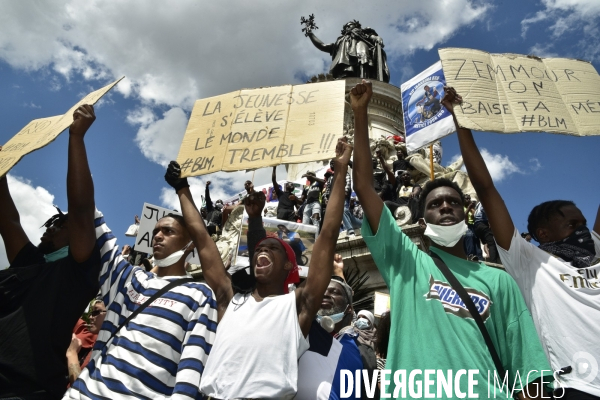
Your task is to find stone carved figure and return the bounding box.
[303,17,390,83]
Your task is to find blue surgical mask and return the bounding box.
[44,246,69,262]
[317,311,345,325]
[354,318,370,330]
[317,312,346,333]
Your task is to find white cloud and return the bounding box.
[522,0,600,60]
[0,175,57,268]
[480,149,521,182]
[0,0,489,105]
[0,0,490,172]
[159,165,289,210]
[528,43,559,58]
[448,148,536,183]
[133,107,188,167]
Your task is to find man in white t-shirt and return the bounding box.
[445,86,600,399]
[198,140,353,399]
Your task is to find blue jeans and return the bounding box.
[342,208,362,233]
[464,224,482,259]
[302,201,321,237]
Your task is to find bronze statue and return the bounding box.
[302,16,390,83]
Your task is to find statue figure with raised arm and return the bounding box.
[302,15,390,83]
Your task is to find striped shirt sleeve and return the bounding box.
[172,285,218,399]
[94,209,136,308]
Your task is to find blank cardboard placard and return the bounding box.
[0,77,124,177]
[374,291,390,317]
[176,80,345,177]
[439,48,600,136]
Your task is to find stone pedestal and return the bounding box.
[286,76,403,182]
[334,222,428,296]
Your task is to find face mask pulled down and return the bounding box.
[424,222,468,247]
[154,242,193,268]
[317,312,346,333]
[44,246,69,262]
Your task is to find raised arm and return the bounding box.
[594,204,600,235]
[244,191,267,264]
[312,176,326,185]
[441,87,514,250]
[165,161,232,320]
[271,166,278,190]
[332,253,345,280]
[67,105,97,263]
[0,173,29,264]
[351,80,384,233]
[377,150,396,185]
[306,32,334,53]
[204,181,214,212]
[66,334,82,384]
[297,139,353,336]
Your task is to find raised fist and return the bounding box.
[69,104,96,138]
[164,161,190,193]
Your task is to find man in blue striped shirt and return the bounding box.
[64,163,220,399]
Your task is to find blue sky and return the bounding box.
[0,0,599,267]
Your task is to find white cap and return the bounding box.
[357,310,374,326]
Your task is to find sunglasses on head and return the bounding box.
[90,309,106,317]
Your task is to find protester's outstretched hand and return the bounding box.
[441,86,463,114]
[350,79,372,111]
[69,105,96,138]
[66,334,82,356]
[332,253,344,279]
[334,137,353,169]
[244,190,266,218]
[206,180,212,187]
[164,161,190,193]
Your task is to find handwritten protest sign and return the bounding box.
[0,77,123,177]
[176,80,345,177]
[439,48,600,136]
[401,61,456,151]
[135,203,200,264]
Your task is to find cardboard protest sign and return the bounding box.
[401,61,456,151]
[0,77,123,177]
[176,80,345,177]
[439,48,600,135]
[234,213,317,270]
[135,203,201,264]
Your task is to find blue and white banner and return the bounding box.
[401,61,456,151]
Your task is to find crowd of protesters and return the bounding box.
[0,80,598,400]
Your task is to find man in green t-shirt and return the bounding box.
[350,80,552,399]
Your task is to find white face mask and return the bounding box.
[154,241,193,268]
[424,222,468,247]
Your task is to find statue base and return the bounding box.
[286,76,403,181]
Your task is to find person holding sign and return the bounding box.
[445,86,600,399]
[352,80,551,398]
[64,164,218,399]
[198,139,353,399]
[0,105,102,400]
